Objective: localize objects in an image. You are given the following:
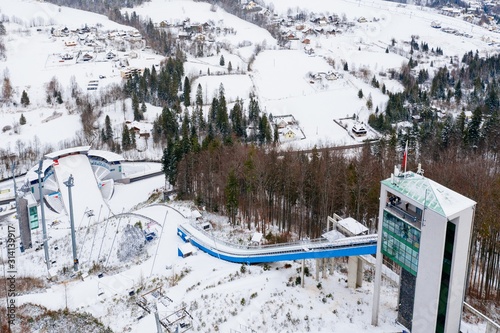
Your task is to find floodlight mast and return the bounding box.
[36,159,50,271]
[63,174,78,272]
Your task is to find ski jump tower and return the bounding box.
[371,167,476,333]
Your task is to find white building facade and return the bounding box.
[372,170,476,333]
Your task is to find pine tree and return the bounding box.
[161,139,178,186]
[132,93,142,121]
[56,91,63,104]
[230,99,245,139]
[358,89,364,99]
[20,90,30,107]
[130,129,136,148]
[196,83,203,107]
[216,84,229,137]
[183,76,191,106]
[122,124,131,150]
[454,80,462,105]
[343,62,348,71]
[105,115,113,142]
[248,93,260,125]
[466,107,482,148]
[180,111,191,154]
[219,55,225,66]
[258,114,272,145]
[141,101,147,115]
[19,113,26,125]
[0,22,5,35]
[366,94,373,110]
[228,61,233,73]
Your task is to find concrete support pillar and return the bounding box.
[322,258,327,279]
[329,258,334,275]
[347,256,364,288]
[348,256,358,288]
[356,257,363,287]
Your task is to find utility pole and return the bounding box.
[36,159,50,271]
[64,174,78,271]
[154,301,163,333]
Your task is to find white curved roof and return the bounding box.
[88,149,124,162]
[45,146,91,160]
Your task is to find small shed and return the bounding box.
[250,232,263,245]
[336,217,368,236]
[178,242,196,258]
[191,210,202,220]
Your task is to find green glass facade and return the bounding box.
[381,210,421,276]
[29,205,39,230]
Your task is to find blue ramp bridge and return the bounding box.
[177,223,377,264]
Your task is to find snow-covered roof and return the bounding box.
[337,217,368,236]
[191,210,202,218]
[25,159,57,183]
[382,171,476,218]
[251,232,263,243]
[45,146,91,160]
[321,229,345,242]
[179,242,195,256]
[88,149,124,163]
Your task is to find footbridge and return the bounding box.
[177,223,377,264]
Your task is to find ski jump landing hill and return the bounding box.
[177,222,377,264]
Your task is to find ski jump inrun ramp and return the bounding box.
[178,223,377,264]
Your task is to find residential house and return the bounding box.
[276,119,288,129]
[82,53,93,61]
[283,130,296,140]
[352,123,367,136]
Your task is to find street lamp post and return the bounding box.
[36,159,50,271]
[63,174,78,272]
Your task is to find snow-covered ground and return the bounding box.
[0,0,497,331]
[3,172,407,332]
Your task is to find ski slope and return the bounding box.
[52,154,112,224]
